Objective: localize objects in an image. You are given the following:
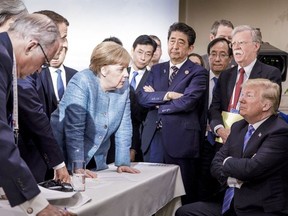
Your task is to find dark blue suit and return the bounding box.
[0,32,40,207]
[17,67,77,182]
[138,59,208,203]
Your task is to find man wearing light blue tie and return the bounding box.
[176,78,288,216]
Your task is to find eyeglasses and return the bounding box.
[38,43,50,68]
[209,53,229,60]
[229,41,254,48]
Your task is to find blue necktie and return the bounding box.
[169,66,178,86]
[212,77,218,94]
[243,125,255,152]
[207,77,218,145]
[130,71,138,90]
[222,124,255,214]
[56,69,64,100]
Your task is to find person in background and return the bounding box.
[17,10,72,183]
[0,12,71,216]
[198,38,233,200]
[51,42,140,175]
[147,34,162,69]
[188,53,204,66]
[202,19,235,71]
[138,22,208,204]
[129,35,157,162]
[209,25,282,145]
[176,78,288,216]
[103,36,123,46]
[0,0,27,32]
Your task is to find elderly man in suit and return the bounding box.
[0,12,70,216]
[209,25,282,145]
[138,22,208,204]
[176,78,288,216]
[17,10,75,183]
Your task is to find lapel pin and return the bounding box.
[258,133,262,137]
[164,69,167,73]
[185,70,189,75]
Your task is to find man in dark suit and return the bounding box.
[138,22,208,204]
[0,13,71,216]
[129,35,157,162]
[209,25,282,145]
[176,78,288,216]
[17,10,75,183]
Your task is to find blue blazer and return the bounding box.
[211,115,288,214]
[138,60,208,158]
[0,32,40,206]
[51,69,132,170]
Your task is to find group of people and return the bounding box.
[1,1,288,216]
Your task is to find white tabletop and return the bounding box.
[0,162,185,216]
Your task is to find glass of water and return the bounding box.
[72,160,86,192]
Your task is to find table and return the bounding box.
[70,162,185,216]
[0,162,185,216]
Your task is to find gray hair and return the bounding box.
[8,13,60,49]
[232,25,262,44]
[0,0,28,27]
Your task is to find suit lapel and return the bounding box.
[243,115,276,157]
[168,60,190,90]
[136,69,150,92]
[159,62,170,90]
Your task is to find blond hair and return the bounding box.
[242,78,280,114]
[89,42,130,74]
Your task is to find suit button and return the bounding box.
[104,125,107,129]
[27,207,33,214]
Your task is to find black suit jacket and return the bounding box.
[0,32,40,206]
[211,115,288,214]
[209,60,282,132]
[38,66,77,119]
[129,67,150,155]
[17,66,77,182]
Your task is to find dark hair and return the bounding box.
[168,22,196,46]
[207,37,232,56]
[132,34,157,53]
[103,36,123,46]
[188,53,204,66]
[210,19,234,36]
[34,10,69,26]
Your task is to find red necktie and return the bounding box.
[228,68,245,111]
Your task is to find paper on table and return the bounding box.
[39,186,91,209]
[215,111,243,143]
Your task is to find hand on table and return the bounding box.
[37,204,74,216]
[85,169,97,178]
[54,166,70,183]
[117,166,140,174]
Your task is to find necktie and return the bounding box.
[56,69,64,100]
[169,66,179,85]
[228,68,245,111]
[212,77,218,94]
[222,124,255,214]
[130,71,138,90]
[243,125,255,152]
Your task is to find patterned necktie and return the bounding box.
[130,71,138,90]
[222,124,255,214]
[56,69,64,100]
[169,66,179,85]
[228,68,245,111]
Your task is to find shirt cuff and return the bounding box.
[19,193,49,216]
[214,124,224,135]
[53,162,65,170]
[163,92,170,101]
